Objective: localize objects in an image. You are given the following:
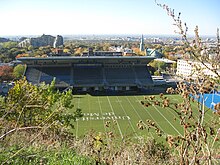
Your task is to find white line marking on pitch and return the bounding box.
[170,95,213,120]
[116,96,138,137]
[76,96,80,138]
[152,105,183,136]
[169,95,218,143]
[107,96,123,139]
[97,97,107,133]
[134,96,165,134]
[154,96,182,124]
[87,95,92,131]
[126,96,154,138]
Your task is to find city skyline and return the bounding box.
[0,0,219,36]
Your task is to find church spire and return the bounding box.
[139,34,144,52]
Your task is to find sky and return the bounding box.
[0,0,219,36]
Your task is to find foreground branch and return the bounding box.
[0,126,42,140]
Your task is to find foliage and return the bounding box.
[149,60,166,72]
[1,78,82,129]
[1,41,18,49]
[155,0,220,80]
[16,53,29,58]
[27,45,33,51]
[0,65,14,82]
[154,70,162,76]
[0,41,28,62]
[171,62,177,69]
[73,129,172,165]
[132,47,145,56]
[13,64,26,79]
[140,80,220,164]
[0,78,83,163]
[0,145,96,164]
[137,2,220,164]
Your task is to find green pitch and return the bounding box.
[70,94,214,139]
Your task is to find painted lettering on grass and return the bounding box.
[77,112,130,121]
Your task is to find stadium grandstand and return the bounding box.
[17,55,155,93]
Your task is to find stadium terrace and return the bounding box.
[17,56,155,93]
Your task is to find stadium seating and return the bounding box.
[134,66,153,85]
[24,64,153,89]
[104,67,136,85]
[40,67,71,84]
[25,67,41,84]
[73,66,103,85]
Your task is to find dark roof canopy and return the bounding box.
[17,56,155,65]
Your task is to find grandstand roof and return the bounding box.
[17,56,155,65]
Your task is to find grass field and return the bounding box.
[70,94,215,139]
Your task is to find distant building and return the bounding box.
[176,59,220,79]
[123,48,136,56]
[82,51,123,56]
[146,48,163,58]
[109,46,124,52]
[109,46,135,56]
[18,34,63,48]
[151,37,163,44]
[82,48,123,56]
[53,35,63,48]
[139,34,145,52]
[154,58,176,65]
[0,37,10,43]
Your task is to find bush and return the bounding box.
[0,78,83,163]
[0,145,96,165]
[73,129,172,164]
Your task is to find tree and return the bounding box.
[0,65,14,82]
[74,47,85,56]
[132,47,145,56]
[1,78,82,128]
[28,45,33,51]
[157,61,166,71]
[13,64,25,79]
[0,78,83,163]
[154,70,161,76]
[2,41,17,49]
[149,60,166,72]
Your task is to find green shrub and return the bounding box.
[0,145,97,165]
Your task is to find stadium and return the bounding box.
[18,55,155,94]
[16,55,218,138]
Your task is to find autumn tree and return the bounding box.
[132,47,145,56]
[0,65,14,82]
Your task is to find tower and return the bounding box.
[139,34,144,52]
[53,35,64,48]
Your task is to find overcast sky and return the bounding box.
[0,0,219,36]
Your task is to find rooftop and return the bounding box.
[17,56,155,65]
